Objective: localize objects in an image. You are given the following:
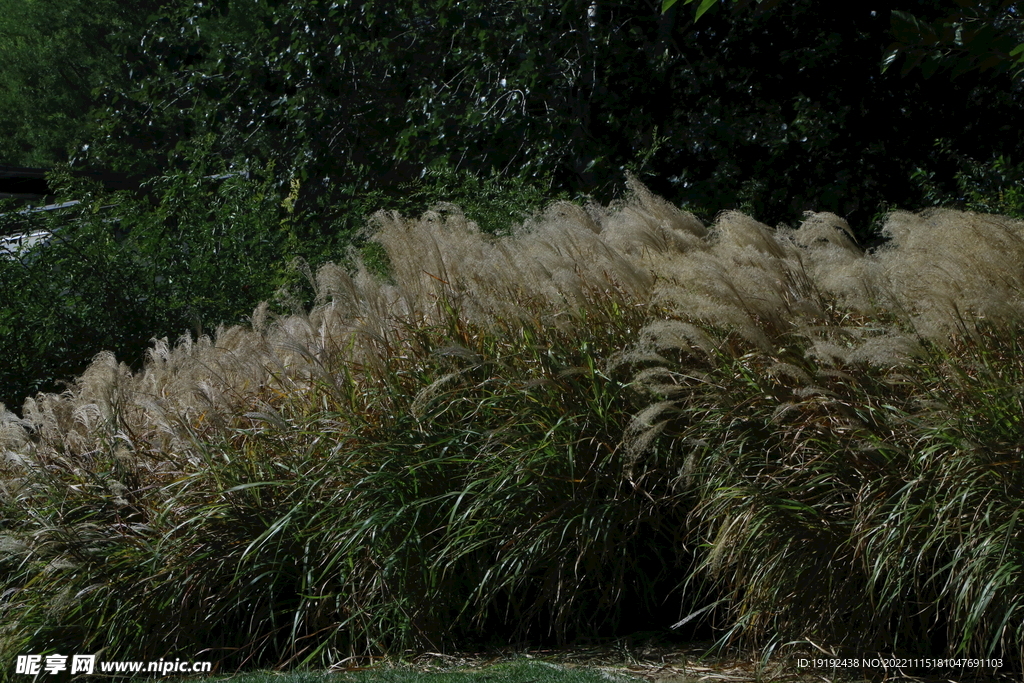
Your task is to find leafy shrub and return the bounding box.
[0,153,289,411]
[0,141,570,414]
[911,138,1024,219]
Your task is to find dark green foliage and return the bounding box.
[912,139,1024,218]
[71,0,1024,235]
[77,0,617,220]
[883,1,1024,80]
[674,0,1024,81]
[0,0,168,167]
[0,157,565,412]
[0,156,289,411]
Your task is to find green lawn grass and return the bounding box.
[201,660,647,683]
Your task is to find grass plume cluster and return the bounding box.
[2,177,1024,672]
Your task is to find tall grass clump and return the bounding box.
[2,177,1024,673]
[0,180,700,671]
[611,201,1024,666]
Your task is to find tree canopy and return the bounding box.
[65,0,1024,227]
[0,0,170,167]
[666,0,1024,79]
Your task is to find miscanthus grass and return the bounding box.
[1,177,1023,674]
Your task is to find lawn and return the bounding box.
[203,659,650,683]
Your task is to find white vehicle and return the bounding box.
[0,229,53,257]
[0,201,81,260]
[0,170,249,259]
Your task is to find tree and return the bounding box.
[883,1,1024,79]
[74,0,1022,228]
[80,0,629,199]
[0,0,170,167]
[663,0,1024,79]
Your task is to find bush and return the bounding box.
[0,154,289,411]
[911,138,1024,219]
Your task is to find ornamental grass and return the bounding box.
[1,177,1023,673]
